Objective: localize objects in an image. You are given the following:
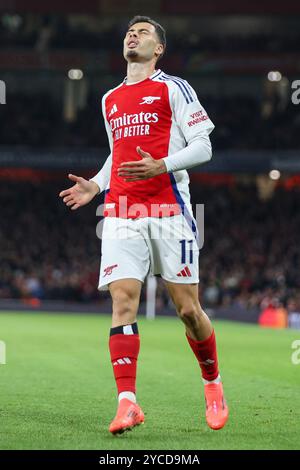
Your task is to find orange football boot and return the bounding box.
[109,398,145,435]
[204,382,229,430]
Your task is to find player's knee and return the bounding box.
[178,304,197,322]
[178,303,203,327]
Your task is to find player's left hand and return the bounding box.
[117,146,167,181]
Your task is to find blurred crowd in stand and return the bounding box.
[1,92,299,150]
[1,13,300,54]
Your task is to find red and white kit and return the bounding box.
[91,69,215,289]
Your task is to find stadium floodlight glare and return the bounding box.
[267,71,282,82]
[68,69,84,80]
[269,169,281,180]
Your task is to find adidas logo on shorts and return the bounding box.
[176,266,192,277]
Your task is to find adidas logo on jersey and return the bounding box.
[113,357,132,366]
[140,96,161,105]
[177,266,192,277]
[109,104,118,117]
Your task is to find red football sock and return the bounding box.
[109,323,140,394]
[186,330,219,381]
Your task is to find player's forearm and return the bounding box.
[162,135,212,173]
[89,153,112,193]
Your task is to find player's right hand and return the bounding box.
[59,174,99,210]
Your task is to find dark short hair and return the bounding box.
[127,15,166,60]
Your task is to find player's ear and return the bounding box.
[155,43,164,58]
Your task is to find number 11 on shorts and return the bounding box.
[180,239,193,264]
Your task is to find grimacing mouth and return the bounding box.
[127,39,139,48]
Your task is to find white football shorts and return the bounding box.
[98,214,199,290]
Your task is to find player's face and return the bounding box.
[123,22,163,63]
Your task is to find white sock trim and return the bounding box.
[118,391,136,403]
[202,374,221,385]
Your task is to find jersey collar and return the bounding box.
[123,69,162,85]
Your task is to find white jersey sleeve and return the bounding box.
[90,92,113,193]
[163,79,214,173]
[90,153,112,193]
[172,80,214,142]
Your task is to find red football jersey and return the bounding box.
[99,69,214,218]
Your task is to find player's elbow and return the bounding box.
[195,135,213,164]
[206,143,213,162]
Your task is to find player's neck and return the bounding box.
[126,61,157,84]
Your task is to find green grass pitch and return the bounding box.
[1,311,300,450]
